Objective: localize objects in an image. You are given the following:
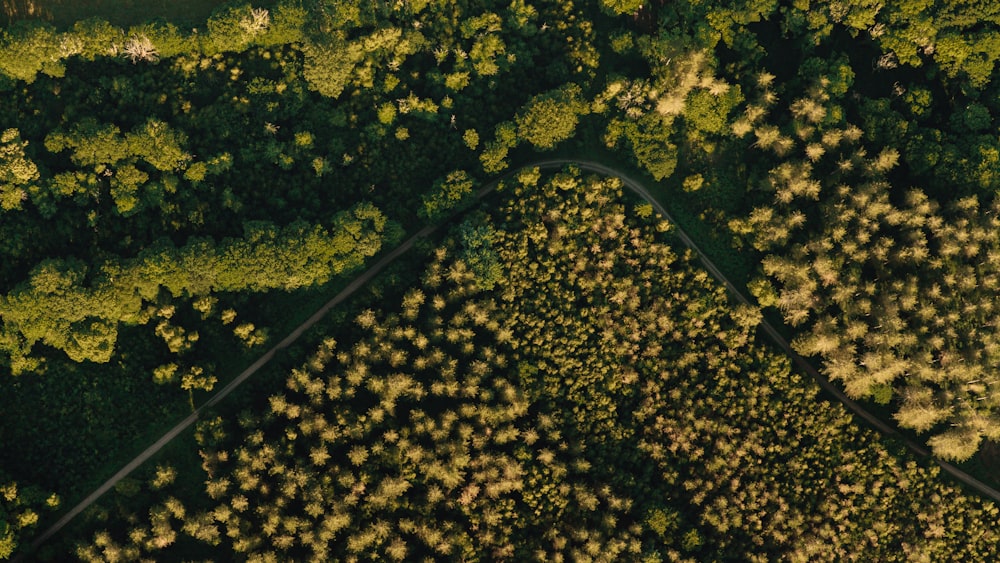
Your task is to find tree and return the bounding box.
[0,129,38,211]
[259,2,307,46]
[126,21,193,59]
[44,119,128,168]
[122,34,158,63]
[927,425,982,462]
[0,202,388,367]
[894,387,951,433]
[202,4,268,54]
[515,84,588,150]
[0,474,58,561]
[69,18,122,60]
[125,119,191,172]
[617,113,679,180]
[457,216,504,290]
[682,86,744,139]
[302,37,360,99]
[0,22,64,83]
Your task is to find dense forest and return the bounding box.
[1,0,1000,559]
[72,170,1000,560]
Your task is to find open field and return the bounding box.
[1,0,240,29]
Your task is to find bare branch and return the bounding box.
[123,35,158,64]
[240,7,271,36]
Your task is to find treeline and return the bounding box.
[0,202,388,371]
[0,2,306,83]
[0,0,590,315]
[0,0,599,396]
[72,170,1000,561]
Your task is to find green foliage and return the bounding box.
[479,140,510,174]
[609,113,679,180]
[682,173,704,192]
[202,3,265,55]
[457,216,503,291]
[45,118,191,172]
[6,0,1000,556]
[467,18,507,77]
[600,0,644,16]
[822,0,1000,88]
[152,363,179,385]
[515,84,588,150]
[302,37,358,98]
[420,170,475,221]
[0,203,388,367]
[0,22,64,83]
[799,56,855,98]
[462,129,479,150]
[45,119,128,167]
[108,164,147,214]
[0,475,58,561]
[128,20,193,59]
[69,18,121,60]
[682,85,744,136]
[42,117,193,214]
[62,319,118,363]
[260,2,307,46]
[0,129,38,211]
[950,102,992,133]
[79,169,1000,561]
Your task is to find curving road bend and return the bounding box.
[535,159,1000,504]
[23,158,1000,558]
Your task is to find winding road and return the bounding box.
[543,160,1000,504]
[23,158,1000,558]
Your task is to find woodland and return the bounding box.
[1,0,1000,560]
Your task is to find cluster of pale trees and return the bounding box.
[729,76,1000,460]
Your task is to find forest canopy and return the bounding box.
[72,169,1000,561]
[3,0,1000,559]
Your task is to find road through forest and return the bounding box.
[545,159,1000,505]
[24,158,1000,558]
[24,158,516,556]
